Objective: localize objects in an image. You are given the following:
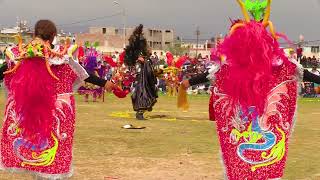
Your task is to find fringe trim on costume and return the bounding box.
[206,63,221,81]
[177,85,189,111]
[0,165,73,180]
[68,57,89,90]
[288,58,304,82]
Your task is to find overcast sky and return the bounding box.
[0,0,320,41]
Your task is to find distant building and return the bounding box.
[180,39,211,57]
[87,26,175,50]
[0,20,30,34]
[0,33,32,50]
[75,33,105,46]
[0,19,33,48]
[75,33,124,53]
[283,42,320,59]
[303,45,320,59]
[1,28,20,34]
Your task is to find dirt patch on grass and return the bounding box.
[72,156,223,180]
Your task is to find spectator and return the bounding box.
[311,66,320,76]
[311,56,318,67]
[307,57,312,67]
[311,66,320,94]
[114,51,120,62]
[153,52,159,60]
[301,56,307,67]
[296,45,303,61]
[159,52,166,65]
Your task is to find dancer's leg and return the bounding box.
[84,94,89,102]
[136,110,145,120]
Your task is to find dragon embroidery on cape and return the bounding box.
[213,78,296,172]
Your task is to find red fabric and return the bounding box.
[78,46,85,61]
[119,51,125,65]
[113,87,129,98]
[209,94,215,121]
[166,52,174,66]
[104,55,117,67]
[175,56,188,68]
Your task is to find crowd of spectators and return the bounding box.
[300,56,320,68]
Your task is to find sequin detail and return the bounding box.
[1,64,77,177]
[210,61,298,179]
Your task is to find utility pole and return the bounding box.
[113,1,126,49]
[196,26,200,58]
[123,8,126,49]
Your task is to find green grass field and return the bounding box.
[0,90,319,180]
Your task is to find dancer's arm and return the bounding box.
[185,68,320,86]
[303,69,320,84]
[0,63,8,81]
[84,73,115,92]
[188,72,210,86]
[84,73,107,87]
[181,72,210,88]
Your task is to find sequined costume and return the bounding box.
[131,60,158,112]
[0,41,88,179]
[163,55,187,97]
[164,68,180,97]
[209,61,299,179]
[124,24,159,119]
[208,0,300,179]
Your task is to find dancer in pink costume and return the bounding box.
[0,20,115,179]
[211,0,299,179]
[180,0,320,179]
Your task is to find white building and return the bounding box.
[0,27,20,34]
[1,20,30,34]
[180,40,211,57]
[303,45,320,59]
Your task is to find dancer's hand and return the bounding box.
[105,81,115,92]
[138,56,145,63]
[181,80,190,89]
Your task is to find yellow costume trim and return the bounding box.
[237,0,250,22]
[21,133,59,167]
[229,23,246,35]
[262,0,272,26]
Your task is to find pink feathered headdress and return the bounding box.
[218,21,290,114]
[215,0,292,114]
[11,58,57,145]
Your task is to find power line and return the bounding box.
[0,13,123,32]
[182,38,320,44]
[56,12,122,27]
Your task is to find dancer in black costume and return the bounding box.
[124,24,158,120]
